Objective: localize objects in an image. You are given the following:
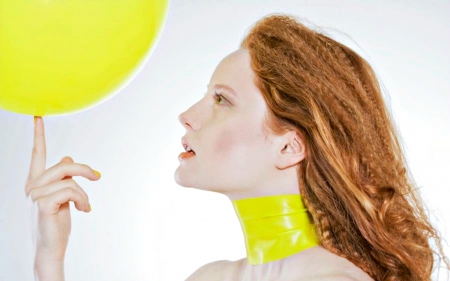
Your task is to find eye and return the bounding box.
[214,92,227,105]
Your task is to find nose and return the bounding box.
[178,102,201,131]
[178,110,194,131]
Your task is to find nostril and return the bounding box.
[178,102,203,131]
[184,122,193,130]
[178,112,194,130]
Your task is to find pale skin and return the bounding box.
[26,117,100,281]
[27,49,373,280]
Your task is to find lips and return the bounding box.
[179,137,196,160]
[181,137,196,154]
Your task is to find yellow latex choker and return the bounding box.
[232,194,319,265]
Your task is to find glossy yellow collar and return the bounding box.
[232,194,319,265]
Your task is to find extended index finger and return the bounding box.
[28,116,46,181]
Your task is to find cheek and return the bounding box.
[212,123,264,163]
[213,128,235,159]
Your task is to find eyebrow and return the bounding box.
[207,84,238,98]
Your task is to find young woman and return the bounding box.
[26,15,448,281]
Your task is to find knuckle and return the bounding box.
[63,178,76,186]
[29,189,38,202]
[56,162,71,175]
[67,179,84,194]
[61,156,73,161]
[24,184,31,196]
[58,162,69,169]
[36,198,46,211]
[24,181,36,196]
[68,179,88,200]
[62,186,75,195]
[64,187,81,200]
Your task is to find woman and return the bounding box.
[26,15,447,280]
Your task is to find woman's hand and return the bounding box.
[25,117,100,280]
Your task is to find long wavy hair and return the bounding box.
[241,15,448,281]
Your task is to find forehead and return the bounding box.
[208,49,261,100]
[216,49,253,76]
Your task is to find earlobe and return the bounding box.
[276,132,306,169]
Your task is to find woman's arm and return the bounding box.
[26,117,100,280]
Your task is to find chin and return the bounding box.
[174,167,231,192]
[174,168,194,188]
[174,170,185,186]
[173,171,216,192]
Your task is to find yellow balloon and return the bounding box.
[0,0,169,116]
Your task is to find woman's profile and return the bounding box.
[26,15,448,281]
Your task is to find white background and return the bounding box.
[1,0,449,280]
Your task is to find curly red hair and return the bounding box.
[241,14,449,281]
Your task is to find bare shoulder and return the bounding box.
[304,273,372,281]
[185,247,373,281]
[321,255,373,281]
[290,246,374,281]
[185,260,241,281]
[313,259,373,281]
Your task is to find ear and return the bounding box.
[275,131,306,170]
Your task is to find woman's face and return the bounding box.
[174,49,279,197]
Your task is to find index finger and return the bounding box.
[28,116,46,181]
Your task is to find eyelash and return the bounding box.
[213,92,227,105]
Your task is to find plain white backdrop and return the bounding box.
[1,0,449,280]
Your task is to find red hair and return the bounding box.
[242,14,448,280]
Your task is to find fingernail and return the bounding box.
[92,169,101,178]
[88,204,92,212]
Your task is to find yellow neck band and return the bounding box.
[232,194,319,265]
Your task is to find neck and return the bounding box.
[232,194,319,265]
